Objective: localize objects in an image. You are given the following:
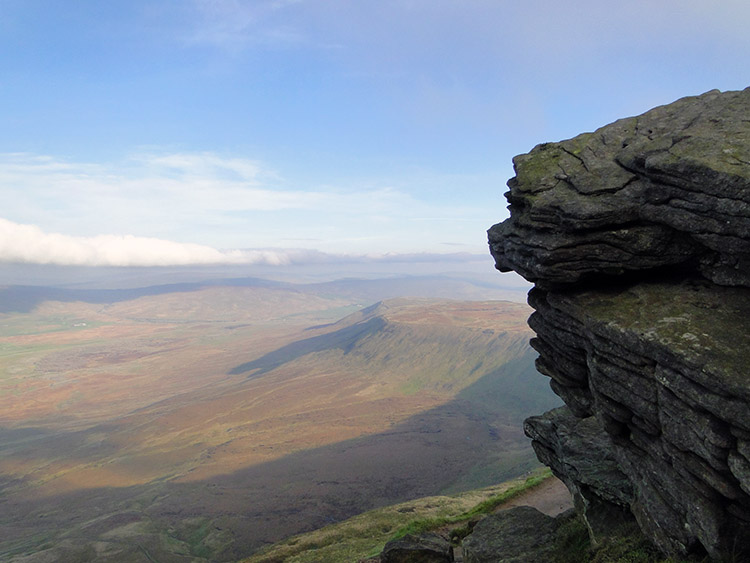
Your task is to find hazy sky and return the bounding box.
[2,0,749,266]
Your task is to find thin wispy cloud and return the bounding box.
[138,152,264,181]
[1,151,492,256]
[4,1,743,267]
[184,0,307,50]
[1,151,408,217]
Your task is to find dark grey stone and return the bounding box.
[461,506,560,563]
[380,532,453,563]
[489,88,750,288]
[488,88,750,561]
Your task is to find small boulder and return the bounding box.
[380,532,454,562]
[461,506,560,563]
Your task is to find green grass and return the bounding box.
[552,512,591,563]
[551,516,718,563]
[388,468,552,542]
[170,517,215,559]
[242,468,553,563]
[242,468,727,563]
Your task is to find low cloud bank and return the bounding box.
[0,219,486,268]
[0,219,295,267]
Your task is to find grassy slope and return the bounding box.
[242,469,554,563]
[247,472,703,563]
[0,285,559,562]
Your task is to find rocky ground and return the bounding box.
[371,476,573,563]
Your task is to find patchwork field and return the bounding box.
[0,278,558,561]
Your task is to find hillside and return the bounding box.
[242,468,570,563]
[0,281,558,561]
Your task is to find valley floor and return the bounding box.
[0,280,559,561]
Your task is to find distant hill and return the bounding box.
[0,271,529,314]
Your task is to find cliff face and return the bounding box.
[489,88,750,560]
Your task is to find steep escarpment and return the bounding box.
[487,88,750,560]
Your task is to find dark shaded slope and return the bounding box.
[228,315,387,376]
[0,351,560,562]
[457,347,558,424]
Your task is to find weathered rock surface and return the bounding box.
[488,88,750,560]
[461,506,567,563]
[524,407,634,544]
[380,532,454,563]
[489,88,750,289]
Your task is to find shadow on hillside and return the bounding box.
[228,316,386,376]
[0,349,561,561]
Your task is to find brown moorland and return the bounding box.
[0,282,558,561]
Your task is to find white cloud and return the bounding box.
[0,218,299,267]
[0,151,416,231]
[0,217,493,268]
[0,151,501,255]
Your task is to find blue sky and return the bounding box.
[2,0,749,266]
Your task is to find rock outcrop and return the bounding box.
[489,88,750,289]
[461,506,572,563]
[488,88,750,560]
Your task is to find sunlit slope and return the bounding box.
[0,287,559,562]
[0,285,357,429]
[7,298,538,490]
[230,298,533,393]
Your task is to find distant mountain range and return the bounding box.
[0,267,531,314]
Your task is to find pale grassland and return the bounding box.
[0,290,556,562]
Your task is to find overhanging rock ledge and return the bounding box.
[488,87,750,560]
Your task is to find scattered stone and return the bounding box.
[380,532,454,563]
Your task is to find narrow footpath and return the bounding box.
[449,477,573,563]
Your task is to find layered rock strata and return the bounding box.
[489,88,750,289]
[489,88,750,560]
